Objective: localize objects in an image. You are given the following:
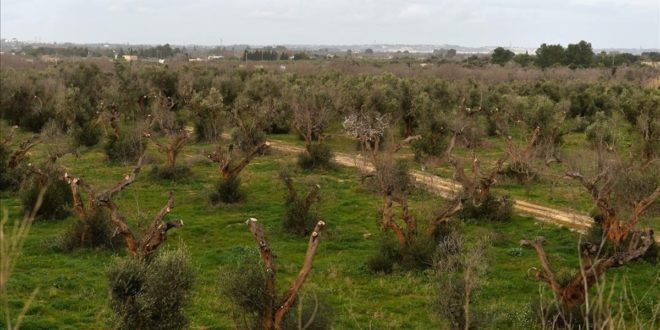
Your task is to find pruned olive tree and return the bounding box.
[243,217,326,330]
[280,170,321,235]
[288,81,335,169]
[207,141,270,204]
[81,154,193,329]
[0,126,39,191]
[344,111,509,271]
[521,164,658,322]
[60,156,147,250]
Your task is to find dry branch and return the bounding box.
[246,218,326,330]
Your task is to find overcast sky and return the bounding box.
[1,0,658,48]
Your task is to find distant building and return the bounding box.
[123,55,138,62]
[207,55,223,60]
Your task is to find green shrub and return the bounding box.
[220,247,268,327]
[104,128,146,163]
[107,248,195,330]
[220,247,331,329]
[231,127,265,152]
[410,120,450,161]
[366,237,399,273]
[20,173,72,221]
[149,165,193,181]
[55,208,122,251]
[210,175,245,204]
[72,122,102,147]
[459,193,514,222]
[434,232,491,330]
[298,143,334,170]
[501,161,539,183]
[367,234,438,272]
[281,292,333,330]
[400,234,437,270]
[281,172,321,236]
[0,143,29,192]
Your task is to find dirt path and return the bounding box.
[266,140,660,242]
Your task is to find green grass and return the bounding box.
[1,131,658,329]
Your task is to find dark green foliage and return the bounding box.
[107,249,195,330]
[55,208,122,251]
[459,193,514,222]
[104,129,146,163]
[366,237,397,273]
[513,52,534,67]
[149,165,193,181]
[298,143,334,170]
[280,292,332,330]
[281,173,321,236]
[20,174,72,221]
[72,122,102,147]
[220,247,268,327]
[231,127,266,152]
[568,85,615,118]
[585,112,615,146]
[564,41,594,68]
[194,116,223,142]
[411,120,450,161]
[210,175,245,204]
[535,43,565,68]
[501,161,539,183]
[491,47,515,66]
[0,143,29,192]
[220,247,332,329]
[367,234,437,272]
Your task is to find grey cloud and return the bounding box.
[1,0,657,48]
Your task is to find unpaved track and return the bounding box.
[266,140,660,242]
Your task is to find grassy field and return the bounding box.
[1,130,659,329]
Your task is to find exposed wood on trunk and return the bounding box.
[208,142,270,179]
[102,192,182,260]
[521,231,654,310]
[144,130,190,167]
[246,218,326,330]
[566,170,660,245]
[64,156,143,246]
[8,135,40,169]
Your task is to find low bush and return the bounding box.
[149,165,192,181]
[298,143,334,170]
[55,208,122,251]
[0,144,29,192]
[210,175,245,204]
[501,161,539,183]
[434,232,491,330]
[280,292,333,330]
[367,234,438,273]
[459,193,514,222]
[104,128,146,163]
[20,172,72,221]
[231,128,265,152]
[220,247,331,329]
[107,248,195,330]
[72,123,102,147]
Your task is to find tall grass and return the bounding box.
[1,188,45,330]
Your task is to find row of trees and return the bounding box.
[492,40,654,68]
[1,60,658,328]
